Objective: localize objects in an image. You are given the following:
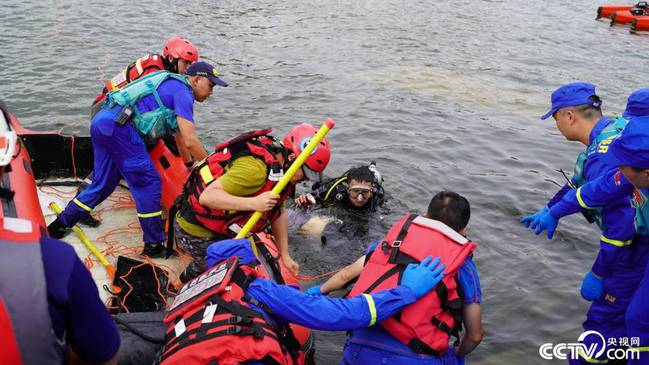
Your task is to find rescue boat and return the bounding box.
[7,116,314,363]
[631,17,649,31]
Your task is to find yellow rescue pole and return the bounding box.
[235,118,336,241]
[49,202,119,292]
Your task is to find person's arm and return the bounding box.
[549,169,634,219]
[174,132,193,166]
[199,180,279,211]
[272,207,299,275]
[319,255,365,294]
[247,256,445,331]
[64,251,120,364]
[177,116,208,160]
[547,183,572,208]
[455,303,483,357]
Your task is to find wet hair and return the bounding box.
[346,166,378,184]
[569,95,603,120]
[426,191,470,232]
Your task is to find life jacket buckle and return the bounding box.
[391,240,402,248]
[227,325,242,335]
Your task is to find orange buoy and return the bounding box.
[598,4,634,19]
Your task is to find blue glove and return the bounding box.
[533,210,559,239]
[401,256,446,299]
[305,284,324,296]
[520,206,549,228]
[581,271,604,302]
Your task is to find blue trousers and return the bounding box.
[57,104,164,245]
[627,257,649,365]
[571,238,649,364]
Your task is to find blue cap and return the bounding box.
[540,82,600,120]
[185,61,228,87]
[623,88,649,118]
[206,238,256,268]
[602,117,649,168]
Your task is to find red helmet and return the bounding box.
[283,123,331,176]
[163,37,199,62]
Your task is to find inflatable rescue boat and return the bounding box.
[2,114,314,364]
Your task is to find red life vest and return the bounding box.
[93,54,168,105]
[178,129,294,237]
[157,240,304,365]
[349,213,477,356]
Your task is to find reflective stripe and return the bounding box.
[138,210,162,218]
[576,188,594,209]
[630,346,649,352]
[361,294,377,327]
[323,176,347,202]
[200,165,214,185]
[600,235,633,247]
[578,350,608,363]
[136,59,144,74]
[73,198,93,212]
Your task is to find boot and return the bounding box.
[79,214,101,228]
[141,242,165,259]
[47,219,70,239]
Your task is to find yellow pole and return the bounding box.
[235,118,336,239]
[49,202,118,289]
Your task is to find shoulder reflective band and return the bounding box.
[576,188,595,210]
[361,294,377,327]
[200,165,214,185]
[138,210,162,218]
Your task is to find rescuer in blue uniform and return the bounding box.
[201,237,447,365]
[48,61,228,257]
[520,84,649,363]
[596,116,649,364]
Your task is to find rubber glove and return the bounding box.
[533,210,558,239]
[520,206,549,228]
[401,256,446,299]
[581,271,604,302]
[305,285,324,296]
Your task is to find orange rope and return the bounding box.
[295,269,340,282]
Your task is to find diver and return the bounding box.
[295,162,385,212]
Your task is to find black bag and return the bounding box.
[107,256,175,314]
[114,311,166,365]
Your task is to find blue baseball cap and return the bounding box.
[601,118,649,168]
[185,61,228,87]
[623,88,649,118]
[540,82,600,120]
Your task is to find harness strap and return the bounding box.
[407,338,442,357]
[388,213,418,264]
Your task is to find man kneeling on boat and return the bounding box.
[0,101,120,365]
[172,123,330,281]
[156,237,446,365]
[48,61,228,258]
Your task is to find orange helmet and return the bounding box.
[163,37,199,62]
[283,123,331,180]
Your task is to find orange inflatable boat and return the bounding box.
[0,108,47,239]
[597,4,635,18]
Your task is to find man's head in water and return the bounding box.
[343,166,380,208]
[425,191,470,235]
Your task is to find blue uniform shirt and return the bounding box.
[547,118,637,278]
[41,237,120,363]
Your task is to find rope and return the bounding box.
[295,269,340,282]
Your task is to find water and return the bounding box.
[2,0,649,363]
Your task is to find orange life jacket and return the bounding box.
[157,241,304,365]
[93,54,168,105]
[178,129,293,237]
[349,213,477,356]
